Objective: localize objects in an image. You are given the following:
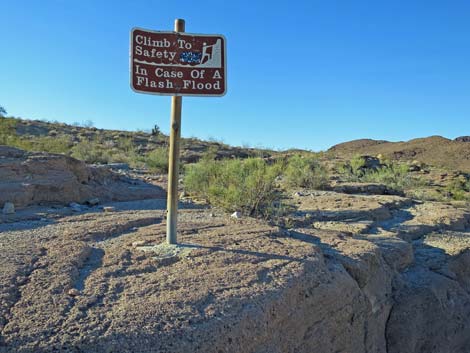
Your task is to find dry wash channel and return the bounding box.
[1,190,470,353]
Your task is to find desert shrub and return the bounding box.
[0,118,18,145]
[1,117,72,154]
[445,176,470,201]
[339,155,426,193]
[361,163,425,192]
[114,137,141,166]
[409,188,447,202]
[70,135,148,166]
[27,136,72,154]
[71,139,111,164]
[338,155,367,179]
[284,154,329,189]
[202,145,218,160]
[117,137,135,153]
[0,119,35,150]
[145,147,169,173]
[350,154,367,172]
[184,157,282,216]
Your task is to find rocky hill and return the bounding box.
[4,117,470,174]
[329,136,470,172]
[2,117,274,164]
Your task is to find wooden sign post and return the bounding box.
[130,19,227,245]
[166,19,185,244]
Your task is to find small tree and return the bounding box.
[0,105,6,117]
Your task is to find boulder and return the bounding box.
[362,155,382,169]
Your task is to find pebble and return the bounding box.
[67,288,80,297]
[231,211,242,219]
[132,240,147,247]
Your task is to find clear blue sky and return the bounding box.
[1,0,469,151]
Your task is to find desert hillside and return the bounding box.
[1,117,470,353]
[329,136,470,172]
[3,117,470,173]
[0,117,275,166]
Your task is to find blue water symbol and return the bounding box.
[180,52,202,64]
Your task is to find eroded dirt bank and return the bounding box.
[1,193,470,353]
[0,146,165,209]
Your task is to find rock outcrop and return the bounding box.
[1,191,469,352]
[455,136,470,142]
[0,146,165,209]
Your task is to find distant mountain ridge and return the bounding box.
[329,135,470,172]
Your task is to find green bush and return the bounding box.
[361,163,425,192]
[0,118,18,145]
[28,136,72,154]
[184,157,282,216]
[338,155,367,179]
[350,155,367,173]
[338,155,426,193]
[117,137,136,154]
[70,136,149,167]
[445,176,470,201]
[71,140,111,164]
[284,154,328,189]
[145,147,169,173]
[1,118,72,154]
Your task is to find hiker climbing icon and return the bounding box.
[197,39,222,68]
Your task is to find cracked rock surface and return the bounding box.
[1,191,470,353]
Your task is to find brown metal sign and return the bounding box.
[130,28,226,96]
